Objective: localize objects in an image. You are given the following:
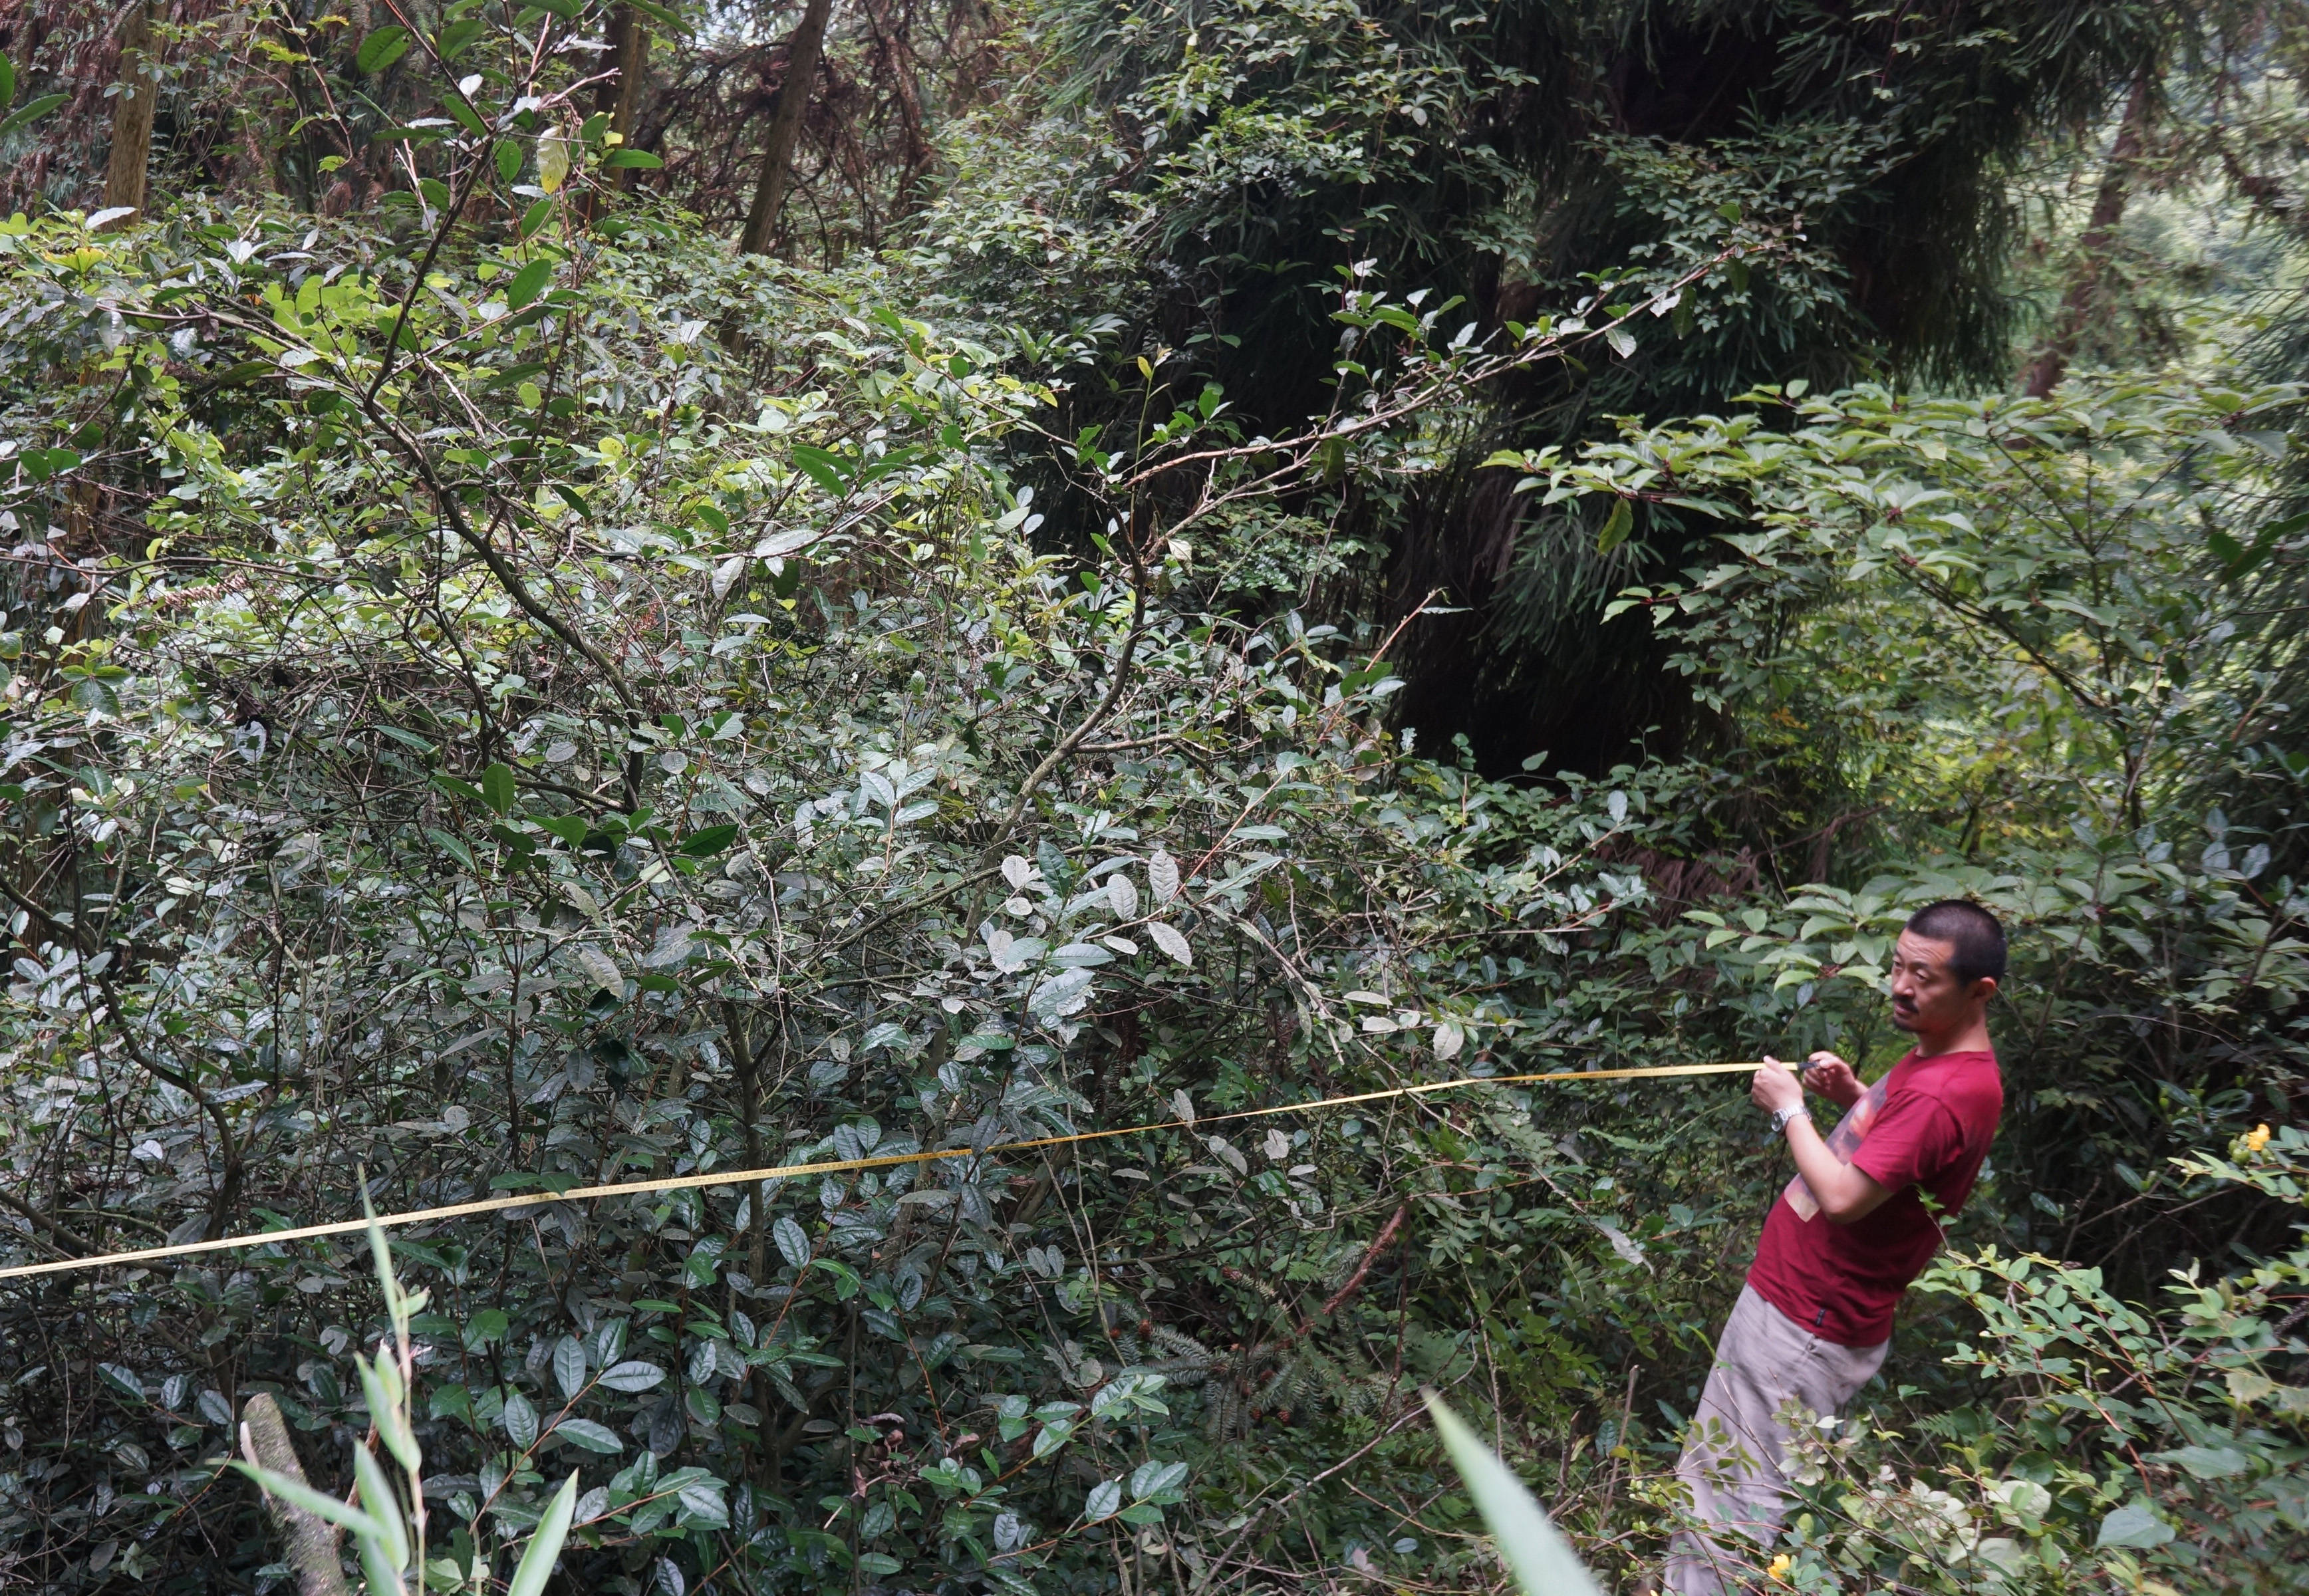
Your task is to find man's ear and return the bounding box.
[1969,976,1999,1005]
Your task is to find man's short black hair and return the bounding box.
[1904,900,2007,986]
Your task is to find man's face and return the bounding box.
[1889,931,1989,1034]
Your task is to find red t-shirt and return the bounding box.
[1747,1049,2002,1347]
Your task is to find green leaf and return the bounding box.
[495,140,523,186]
[2096,1500,2175,1549]
[503,1390,539,1450]
[789,444,851,497]
[602,149,663,170]
[0,53,17,110]
[355,25,411,74]
[549,1417,622,1454]
[444,96,487,139]
[596,1360,667,1393]
[351,1444,411,1569]
[537,815,589,847]
[809,1257,863,1299]
[205,360,274,389]
[553,1336,587,1401]
[1422,1391,1605,1596]
[505,259,553,311]
[678,823,739,857]
[519,199,555,239]
[625,0,685,26]
[438,17,487,59]
[683,1244,720,1288]
[232,1462,390,1539]
[2151,1444,2249,1480]
[357,1527,404,1596]
[424,827,475,873]
[773,1216,811,1268]
[503,1472,581,1596]
[674,1479,728,1526]
[480,762,517,816]
[1597,497,1633,554]
[0,92,65,136]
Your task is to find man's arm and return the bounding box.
[1752,1057,1893,1224]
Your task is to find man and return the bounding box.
[1663,900,2007,1595]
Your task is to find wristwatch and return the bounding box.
[1770,1105,1812,1136]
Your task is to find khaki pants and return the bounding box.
[1663,1285,1889,1595]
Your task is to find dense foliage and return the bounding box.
[0,0,2301,1593]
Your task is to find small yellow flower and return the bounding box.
[2244,1123,2272,1154]
[1767,1553,1793,1582]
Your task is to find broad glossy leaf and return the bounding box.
[596,1360,666,1393]
[506,259,553,311]
[503,1390,539,1450]
[553,1337,586,1402]
[480,762,517,816]
[550,1418,622,1454]
[355,25,410,72]
[2097,1501,2176,1548]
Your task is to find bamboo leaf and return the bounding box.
[1421,1391,1605,1596]
[231,1461,389,1539]
[504,1472,581,1596]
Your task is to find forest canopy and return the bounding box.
[0,0,2302,1591]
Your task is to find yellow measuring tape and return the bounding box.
[0,1060,1780,1283]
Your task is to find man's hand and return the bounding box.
[1756,1054,1892,1224]
[1800,1051,1863,1109]
[1750,1057,1803,1115]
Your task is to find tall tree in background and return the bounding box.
[100,0,156,222]
[1031,0,2172,775]
[2022,68,2160,396]
[739,0,833,255]
[595,3,648,193]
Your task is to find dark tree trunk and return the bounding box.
[596,5,650,194]
[102,1,160,225]
[738,0,835,257]
[2021,69,2155,398]
[861,0,929,219]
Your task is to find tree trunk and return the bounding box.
[738,0,835,257]
[860,0,929,221]
[102,1,160,225]
[595,5,650,193]
[239,1395,352,1596]
[720,999,769,1285]
[2020,69,2155,399]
